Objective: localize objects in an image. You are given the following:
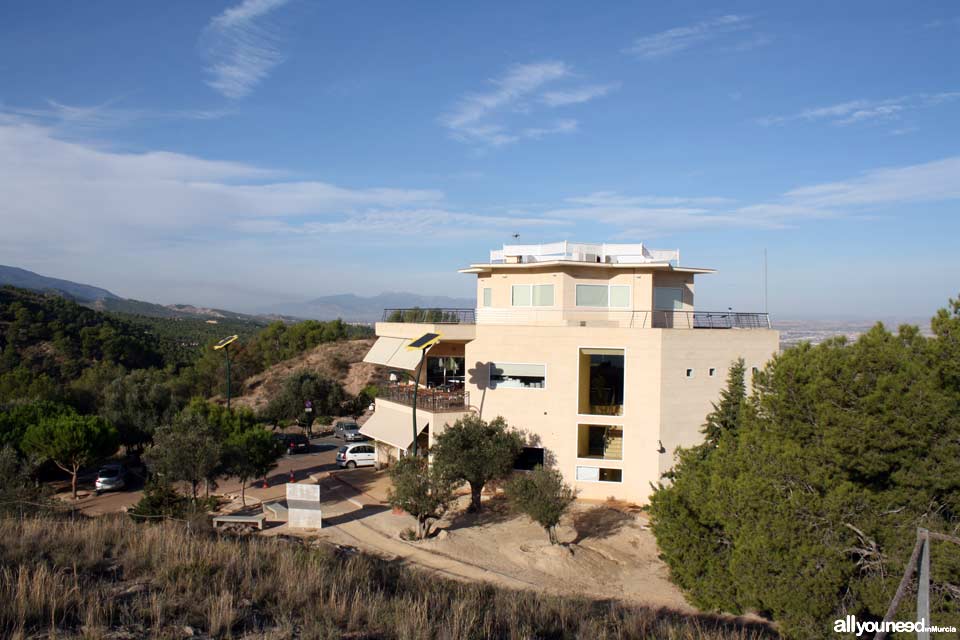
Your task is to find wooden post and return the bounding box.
[917,529,930,640]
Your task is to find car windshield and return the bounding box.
[98,468,119,478]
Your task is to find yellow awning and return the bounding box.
[360,403,430,450]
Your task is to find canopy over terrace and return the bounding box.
[362,336,425,370]
[359,401,430,451]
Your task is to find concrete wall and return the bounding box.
[657,328,780,476]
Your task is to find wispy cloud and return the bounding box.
[540,83,620,107]
[202,0,292,99]
[624,15,758,59]
[0,99,229,133]
[0,117,566,259]
[758,92,960,127]
[441,61,613,147]
[547,157,960,236]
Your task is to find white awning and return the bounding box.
[360,404,430,450]
[363,336,429,371]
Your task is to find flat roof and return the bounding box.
[459,262,715,275]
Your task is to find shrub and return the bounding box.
[506,465,575,544]
[387,456,456,539]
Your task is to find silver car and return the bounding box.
[334,421,366,442]
[94,464,126,494]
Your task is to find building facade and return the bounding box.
[361,242,779,504]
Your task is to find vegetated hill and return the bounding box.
[262,291,474,322]
[0,264,282,323]
[0,264,120,302]
[228,338,385,414]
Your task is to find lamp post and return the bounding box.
[213,335,239,410]
[404,332,441,457]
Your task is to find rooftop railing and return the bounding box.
[381,308,476,324]
[379,384,471,412]
[489,242,679,266]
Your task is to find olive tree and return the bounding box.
[432,415,524,512]
[506,465,575,545]
[387,455,457,540]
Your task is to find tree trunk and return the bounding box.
[469,482,484,512]
[546,525,558,545]
[240,478,247,506]
[191,480,198,501]
[71,466,79,500]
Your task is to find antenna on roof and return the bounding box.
[763,248,768,314]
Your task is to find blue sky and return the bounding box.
[1,1,959,319]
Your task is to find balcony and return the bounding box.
[379,384,471,412]
[474,308,770,329]
[381,308,476,324]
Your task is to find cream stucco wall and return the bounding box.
[462,324,779,504]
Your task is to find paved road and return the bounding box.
[72,435,350,516]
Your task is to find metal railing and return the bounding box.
[489,242,679,265]
[381,308,476,324]
[379,385,470,412]
[474,308,770,329]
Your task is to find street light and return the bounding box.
[213,335,239,410]
[404,332,441,456]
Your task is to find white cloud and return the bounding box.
[625,15,753,59]
[441,61,613,147]
[0,100,229,133]
[540,83,620,107]
[549,157,960,236]
[0,118,569,262]
[758,92,960,127]
[202,0,292,99]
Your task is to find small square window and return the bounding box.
[685,368,694,378]
[708,367,716,377]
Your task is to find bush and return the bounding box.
[506,465,575,544]
[387,456,456,539]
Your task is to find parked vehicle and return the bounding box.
[274,433,310,454]
[94,464,126,494]
[334,421,366,442]
[336,443,376,469]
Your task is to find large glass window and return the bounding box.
[578,348,625,415]
[575,466,623,483]
[511,285,531,306]
[577,425,623,460]
[482,288,492,307]
[576,284,608,307]
[511,284,554,307]
[426,356,465,387]
[514,447,545,471]
[576,284,631,308]
[489,363,546,389]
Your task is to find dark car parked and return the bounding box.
[274,433,310,454]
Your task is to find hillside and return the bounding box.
[262,291,474,322]
[0,264,120,302]
[227,337,385,413]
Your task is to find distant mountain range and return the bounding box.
[260,292,475,322]
[0,265,473,323]
[0,265,270,323]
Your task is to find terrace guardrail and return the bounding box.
[473,308,771,329]
[381,308,476,324]
[379,385,471,412]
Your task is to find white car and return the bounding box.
[336,443,376,469]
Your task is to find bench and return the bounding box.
[212,513,267,530]
[262,501,288,521]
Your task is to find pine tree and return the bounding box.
[701,358,746,447]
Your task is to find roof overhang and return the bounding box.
[460,262,715,275]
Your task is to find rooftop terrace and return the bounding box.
[489,242,679,266]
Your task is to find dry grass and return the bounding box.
[0,515,778,639]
